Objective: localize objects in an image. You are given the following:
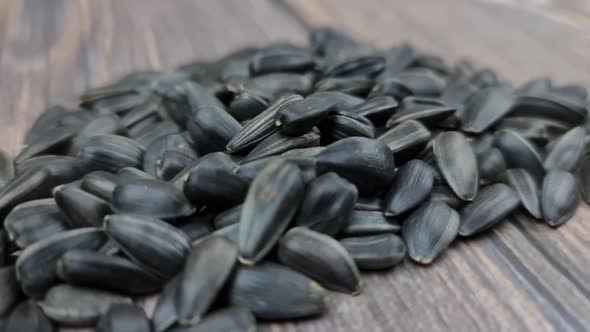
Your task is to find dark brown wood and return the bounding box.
[1,0,590,331]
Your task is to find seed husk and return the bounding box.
[317,111,375,145]
[459,183,520,236]
[274,94,337,136]
[5,300,55,332]
[54,185,112,228]
[496,116,568,146]
[104,214,190,279]
[178,220,214,242]
[212,223,240,245]
[354,196,384,211]
[402,201,459,264]
[541,170,579,227]
[433,131,479,201]
[152,275,180,332]
[494,129,545,180]
[96,303,151,332]
[477,148,507,185]
[238,160,305,265]
[135,121,183,148]
[501,168,542,219]
[168,306,256,332]
[279,227,361,294]
[0,149,15,188]
[377,120,431,160]
[386,97,455,128]
[240,129,321,164]
[346,95,399,123]
[70,114,126,152]
[235,155,316,184]
[294,172,358,236]
[81,171,120,203]
[393,69,447,97]
[509,92,587,126]
[4,198,69,249]
[76,135,145,173]
[39,284,131,326]
[143,133,196,176]
[15,126,77,164]
[213,204,243,229]
[0,266,20,316]
[56,250,163,295]
[384,160,435,216]
[176,236,238,326]
[188,106,242,154]
[156,151,197,181]
[112,179,195,219]
[316,137,395,196]
[340,233,406,270]
[227,262,330,319]
[117,166,155,181]
[461,85,515,133]
[323,55,385,78]
[578,154,590,204]
[342,210,401,236]
[183,152,247,211]
[543,126,585,171]
[227,94,303,153]
[315,76,373,96]
[15,228,107,298]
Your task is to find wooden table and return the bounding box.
[2,1,590,331]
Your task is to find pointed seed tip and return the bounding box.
[238,256,255,266]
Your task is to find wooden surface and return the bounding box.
[1,0,590,331]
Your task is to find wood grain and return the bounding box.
[0,0,589,331]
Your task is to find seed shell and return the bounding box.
[341,210,401,236]
[96,304,151,332]
[384,159,435,216]
[501,168,542,219]
[340,233,406,270]
[541,170,579,227]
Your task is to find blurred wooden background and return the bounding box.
[1,0,590,331]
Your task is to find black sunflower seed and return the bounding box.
[143,133,196,177]
[104,214,190,279]
[0,266,19,316]
[96,304,151,332]
[54,185,111,228]
[77,135,145,173]
[341,210,401,236]
[294,172,358,237]
[156,151,197,181]
[384,159,435,216]
[176,236,238,326]
[80,171,120,203]
[238,160,305,264]
[501,168,542,219]
[188,106,242,155]
[15,228,107,298]
[386,97,455,128]
[340,233,406,270]
[433,131,479,201]
[5,300,54,332]
[317,111,375,145]
[402,200,459,264]
[543,126,585,171]
[477,148,506,185]
[461,85,515,134]
[316,137,394,196]
[0,149,14,189]
[541,170,579,227]
[169,306,256,332]
[279,227,361,294]
[56,250,162,296]
[274,95,337,136]
[227,262,329,319]
[250,50,315,75]
[240,129,321,164]
[459,183,520,236]
[494,129,545,180]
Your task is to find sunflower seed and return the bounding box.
[188,106,242,154]
[183,152,247,211]
[0,266,19,316]
[279,227,361,294]
[240,129,321,163]
[227,94,303,153]
[315,76,373,96]
[377,120,431,161]
[274,95,336,136]
[477,148,506,185]
[169,306,256,332]
[15,126,77,164]
[386,97,455,128]
[156,151,197,181]
[385,160,435,216]
[340,233,406,270]
[77,135,145,173]
[316,137,394,196]
[494,129,545,180]
[176,236,238,326]
[112,179,195,219]
[501,168,542,219]
[578,154,590,204]
[142,133,196,176]
[39,284,131,326]
[54,185,111,228]
[16,228,107,298]
[238,159,305,265]
[294,172,358,236]
[434,131,478,201]
[136,121,182,148]
[541,170,579,227]
[250,50,314,75]
[4,199,69,249]
[459,183,520,236]
[104,214,190,279]
[57,250,162,295]
[323,55,385,78]
[391,70,446,97]
[152,275,180,332]
[227,262,329,319]
[461,85,515,133]
[212,204,243,229]
[0,149,14,189]
[5,300,54,332]
[342,210,401,236]
[96,304,151,332]
[543,126,585,171]
[317,111,375,145]
[402,201,459,264]
[80,171,119,203]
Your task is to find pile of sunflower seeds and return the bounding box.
[0,27,588,331]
